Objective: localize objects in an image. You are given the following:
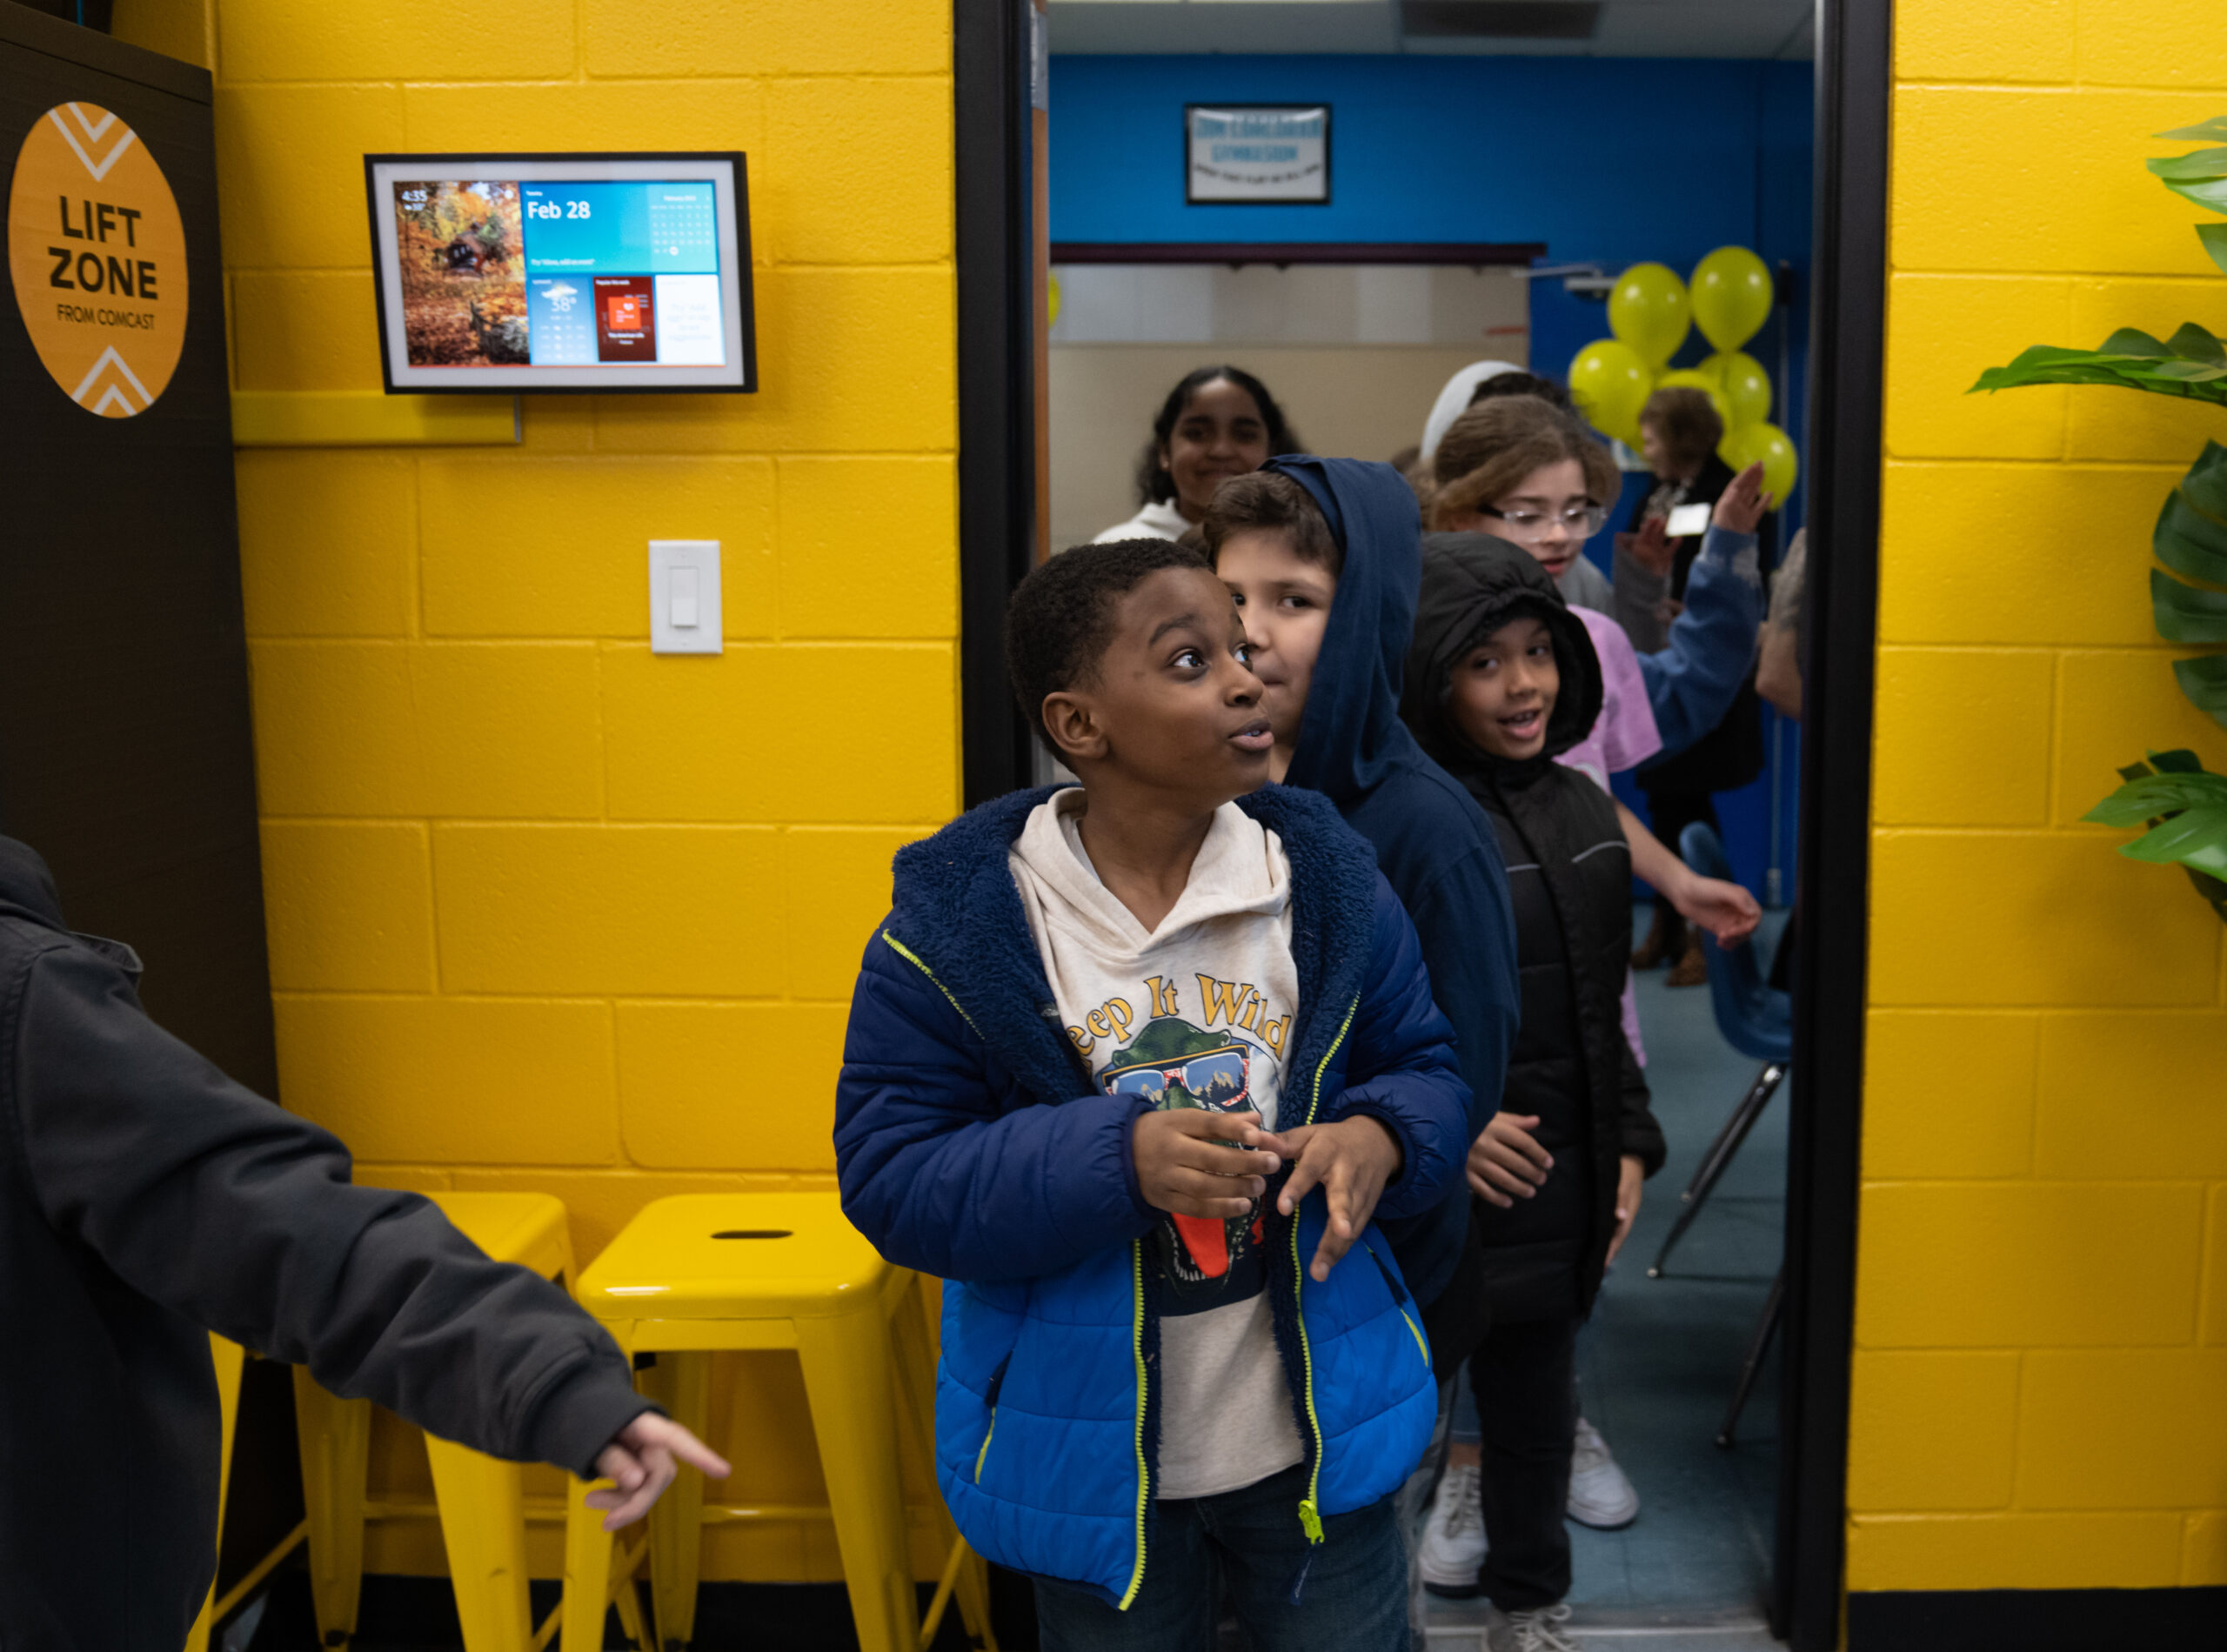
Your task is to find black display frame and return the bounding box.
[1182,101,1333,207]
[361,149,756,395]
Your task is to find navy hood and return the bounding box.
[1267,456,1433,806]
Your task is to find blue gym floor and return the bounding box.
[1422,907,1790,1648]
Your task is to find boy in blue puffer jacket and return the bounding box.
[834,538,1473,1649]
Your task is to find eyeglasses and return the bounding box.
[1101,1046,1251,1108]
[1481,503,1608,542]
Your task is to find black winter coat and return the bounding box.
[1401,537,1667,1323]
[0,838,652,1652]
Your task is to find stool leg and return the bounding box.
[185,1337,250,1652]
[425,1437,533,1652]
[293,1369,372,1648]
[799,1309,920,1652]
[643,1354,711,1649]
[562,1486,619,1652]
[611,1539,648,1649]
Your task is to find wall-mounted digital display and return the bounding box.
[364,152,753,393]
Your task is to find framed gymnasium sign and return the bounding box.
[1184,104,1331,205]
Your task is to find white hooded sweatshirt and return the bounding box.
[1009,789,1306,1501]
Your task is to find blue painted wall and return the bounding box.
[1049,52,1812,902]
[1049,55,1811,263]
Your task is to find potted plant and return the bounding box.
[1971,117,2227,920]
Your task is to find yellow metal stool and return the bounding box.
[186,1333,279,1652]
[291,1191,644,1652]
[558,1193,996,1652]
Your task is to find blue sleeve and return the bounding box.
[1635,526,1763,759]
[1401,846,1517,1141]
[833,931,1156,1282]
[1319,877,1476,1223]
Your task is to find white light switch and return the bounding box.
[650,540,721,654]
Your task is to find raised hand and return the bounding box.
[1713,461,1772,534]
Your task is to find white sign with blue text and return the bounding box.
[1185,105,1330,205]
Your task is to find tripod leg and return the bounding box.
[1715,1268,1786,1449]
[1649,1061,1787,1278]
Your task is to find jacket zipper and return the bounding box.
[1289,993,1361,1548]
[1120,1238,1151,1609]
[880,931,984,1038]
[974,1354,1012,1483]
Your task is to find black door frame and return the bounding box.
[953,3,1891,1644]
[1773,0,1889,1646]
[954,0,1040,808]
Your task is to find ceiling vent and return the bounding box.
[1400,2,1603,39]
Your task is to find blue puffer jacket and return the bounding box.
[834,784,1471,1608]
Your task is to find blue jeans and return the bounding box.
[1033,1463,1408,1652]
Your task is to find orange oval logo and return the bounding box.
[7,102,189,418]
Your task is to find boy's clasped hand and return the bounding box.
[1132,1107,1404,1283]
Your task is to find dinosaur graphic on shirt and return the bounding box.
[1101,1017,1272,1311]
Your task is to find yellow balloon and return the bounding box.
[1651,368,1732,432]
[1568,338,1655,448]
[1690,246,1774,352]
[1719,420,1798,506]
[1606,262,1690,369]
[1702,350,1772,429]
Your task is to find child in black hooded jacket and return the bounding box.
[1396,532,1667,1651]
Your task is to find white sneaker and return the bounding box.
[1565,1416,1639,1530]
[1483,1602,1582,1652]
[1417,1461,1488,1596]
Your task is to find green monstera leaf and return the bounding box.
[2150,443,2227,729]
[2084,751,2227,920]
[1970,324,2227,402]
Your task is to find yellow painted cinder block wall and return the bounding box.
[1854,0,2227,1593]
[203,0,959,1581]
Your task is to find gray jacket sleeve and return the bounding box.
[12,940,652,1477]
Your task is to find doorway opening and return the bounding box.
[953,3,1886,1647]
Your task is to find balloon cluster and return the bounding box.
[1566,248,1797,505]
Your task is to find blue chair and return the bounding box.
[1651,822,1792,1448]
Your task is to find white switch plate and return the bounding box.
[649,539,721,654]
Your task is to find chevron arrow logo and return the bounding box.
[48,102,137,182]
[69,345,152,417]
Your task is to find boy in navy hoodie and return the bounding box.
[1203,458,1521,1370]
[1203,459,1521,1643]
[834,538,1471,1649]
